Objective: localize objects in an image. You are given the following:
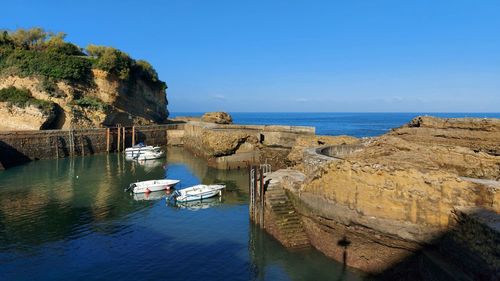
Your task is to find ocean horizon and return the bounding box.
[170,112,500,138]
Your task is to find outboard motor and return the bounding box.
[125,183,136,192]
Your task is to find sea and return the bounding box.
[1,112,499,281]
[171,112,500,138]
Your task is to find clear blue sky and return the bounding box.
[1,0,499,112]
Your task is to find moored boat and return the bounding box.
[125,143,162,158]
[128,179,180,193]
[134,150,165,160]
[171,184,226,202]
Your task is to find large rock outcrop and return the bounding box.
[0,102,56,131]
[201,112,233,124]
[263,116,500,277]
[392,116,500,156]
[0,70,167,130]
[181,121,316,169]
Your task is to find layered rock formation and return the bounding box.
[0,102,56,130]
[262,116,500,278]
[201,111,233,124]
[0,70,168,130]
[180,121,317,169]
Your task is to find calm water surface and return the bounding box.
[0,148,366,281]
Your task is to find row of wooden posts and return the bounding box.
[249,164,271,227]
[105,125,137,153]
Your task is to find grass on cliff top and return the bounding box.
[0,86,53,114]
[0,28,167,91]
[73,96,109,111]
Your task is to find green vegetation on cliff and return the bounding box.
[0,28,166,90]
[73,96,109,111]
[0,86,53,114]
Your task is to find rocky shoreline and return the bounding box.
[1,113,499,279]
[258,116,499,280]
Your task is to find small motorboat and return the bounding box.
[134,150,164,160]
[125,143,162,158]
[171,184,225,202]
[128,179,180,194]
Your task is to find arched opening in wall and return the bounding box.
[42,103,66,129]
[260,134,265,143]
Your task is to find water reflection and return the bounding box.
[132,190,172,201]
[173,197,223,211]
[0,148,248,250]
[0,147,365,281]
[249,224,367,281]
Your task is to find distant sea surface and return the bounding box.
[170,112,500,138]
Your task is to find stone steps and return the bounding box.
[265,185,310,248]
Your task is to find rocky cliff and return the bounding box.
[0,28,168,130]
[263,116,500,278]
[0,70,167,131]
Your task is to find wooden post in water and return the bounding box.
[249,166,252,220]
[117,126,121,152]
[259,166,265,226]
[55,137,59,158]
[253,166,258,224]
[106,128,110,153]
[132,126,135,146]
[122,127,126,150]
[81,135,84,156]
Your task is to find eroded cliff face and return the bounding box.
[264,116,500,277]
[181,121,317,169]
[0,102,56,130]
[0,69,168,130]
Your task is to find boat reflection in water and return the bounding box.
[135,159,165,168]
[172,197,223,211]
[133,190,173,201]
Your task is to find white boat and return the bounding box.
[172,184,225,202]
[125,143,162,158]
[135,150,165,160]
[128,179,180,194]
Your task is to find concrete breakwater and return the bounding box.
[0,124,181,169]
[180,121,317,170]
[0,120,321,170]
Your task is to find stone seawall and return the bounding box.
[181,121,316,169]
[0,124,182,169]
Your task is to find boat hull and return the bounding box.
[174,184,225,202]
[130,179,180,194]
[176,190,221,202]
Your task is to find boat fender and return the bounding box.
[146,188,151,194]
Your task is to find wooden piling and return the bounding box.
[81,135,84,156]
[249,166,252,218]
[117,127,121,152]
[55,137,59,158]
[253,167,258,223]
[122,127,126,150]
[132,126,135,146]
[106,128,110,153]
[259,166,264,226]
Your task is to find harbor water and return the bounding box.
[0,147,366,281]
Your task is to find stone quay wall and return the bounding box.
[0,124,182,169]
[181,121,316,169]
